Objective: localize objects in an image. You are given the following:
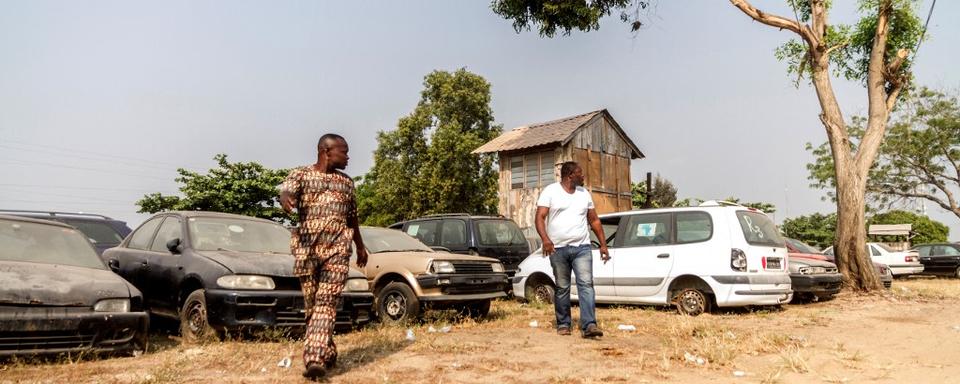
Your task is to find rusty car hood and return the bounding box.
[195,250,295,277]
[0,261,133,307]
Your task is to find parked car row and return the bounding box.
[2,203,951,358]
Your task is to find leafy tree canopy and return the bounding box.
[631,174,677,208]
[781,212,838,249]
[137,154,292,223]
[358,69,502,226]
[868,209,949,244]
[807,87,960,220]
[491,0,649,37]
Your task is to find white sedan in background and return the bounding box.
[823,242,923,277]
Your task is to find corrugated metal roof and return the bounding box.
[473,110,603,154]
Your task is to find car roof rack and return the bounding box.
[420,213,472,218]
[698,200,745,208]
[0,209,114,220]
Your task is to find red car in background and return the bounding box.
[783,238,842,301]
[785,238,893,289]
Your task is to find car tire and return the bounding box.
[673,288,709,316]
[459,300,491,319]
[955,266,960,279]
[525,276,555,305]
[180,289,220,343]
[376,282,420,324]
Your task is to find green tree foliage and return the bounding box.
[807,88,960,220]
[491,0,648,37]
[868,209,949,244]
[359,69,502,226]
[137,154,292,222]
[781,213,838,249]
[631,174,677,208]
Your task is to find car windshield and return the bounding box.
[786,238,821,254]
[188,217,290,253]
[361,227,433,253]
[0,219,106,269]
[475,220,526,246]
[736,211,785,247]
[61,219,124,246]
[873,243,898,252]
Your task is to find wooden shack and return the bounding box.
[473,109,644,233]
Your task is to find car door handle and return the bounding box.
[657,253,670,259]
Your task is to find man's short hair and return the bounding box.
[560,161,579,179]
[318,133,346,150]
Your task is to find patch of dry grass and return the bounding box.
[889,277,960,301]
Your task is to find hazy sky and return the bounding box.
[1,0,957,239]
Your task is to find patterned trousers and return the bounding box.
[299,253,350,367]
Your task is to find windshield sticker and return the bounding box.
[406,224,420,236]
[636,223,658,237]
[228,225,244,233]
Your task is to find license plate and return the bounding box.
[766,258,781,269]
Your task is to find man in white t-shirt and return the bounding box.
[535,161,609,338]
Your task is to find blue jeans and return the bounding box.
[549,244,596,331]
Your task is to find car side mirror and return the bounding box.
[166,238,181,254]
[107,259,120,273]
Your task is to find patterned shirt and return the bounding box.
[280,166,356,276]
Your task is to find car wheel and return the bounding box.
[526,277,555,305]
[955,266,960,279]
[673,288,709,316]
[376,282,420,324]
[180,289,220,343]
[459,300,491,319]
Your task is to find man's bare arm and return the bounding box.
[535,206,554,256]
[587,209,610,262]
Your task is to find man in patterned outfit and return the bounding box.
[280,133,368,380]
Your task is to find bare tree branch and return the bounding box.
[729,0,817,47]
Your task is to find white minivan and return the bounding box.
[512,202,792,315]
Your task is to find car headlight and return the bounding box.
[217,275,276,290]
[429,261,455,274]
[94,298,130,312]
[491,263,505,273]
[344,277,369,292]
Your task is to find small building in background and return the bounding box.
[473,109,644,234]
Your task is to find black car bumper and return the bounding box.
[0,308,148,357]
[416,273,509,302]
[789,273,843,296]
[204,289,373,332]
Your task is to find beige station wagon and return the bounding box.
[351,227,509,323]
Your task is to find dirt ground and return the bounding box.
[3,278,959,384]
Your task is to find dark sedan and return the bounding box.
[915,243,960,278]
[0,215,148,357]
[102,211,373,342]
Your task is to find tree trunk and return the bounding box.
[833,165,883,290]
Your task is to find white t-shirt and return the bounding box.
[536,182,595,247]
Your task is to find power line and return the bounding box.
[0,183,177,193]
[0,158,175,181]
[911,0,937,62]
[1,139,209,170]
[0,143,178,172]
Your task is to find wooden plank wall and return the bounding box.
[495,113,639,232]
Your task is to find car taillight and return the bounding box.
[731,248,747,272]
